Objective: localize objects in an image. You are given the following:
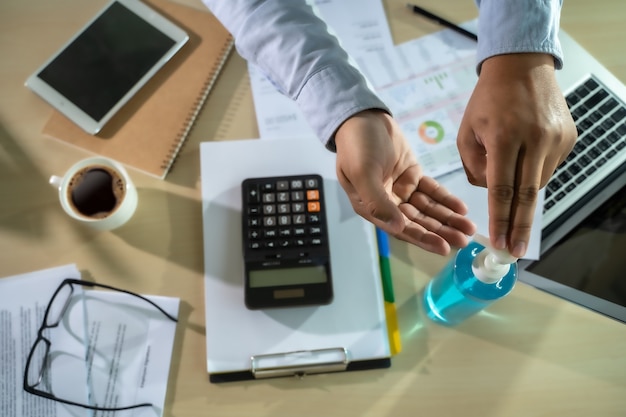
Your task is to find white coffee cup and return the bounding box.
[49,157,138,230]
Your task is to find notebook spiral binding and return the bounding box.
[161,38,234,173]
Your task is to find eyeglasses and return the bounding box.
[23,278,177,411]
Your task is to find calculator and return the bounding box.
[241,174,333,309]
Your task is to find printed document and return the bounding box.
[0,264,179,417]
[356,26,478,178]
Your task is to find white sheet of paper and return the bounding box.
[0,265,179,417]
[0,264,80,417]
[78,291,179,416]
[312,0,395,54]
[356,21,479,178]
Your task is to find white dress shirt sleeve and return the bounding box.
[202,0,389,150]
[475,0,564,71]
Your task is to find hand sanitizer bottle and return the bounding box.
[423,234,518,325]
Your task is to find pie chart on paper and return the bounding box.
[418,120,445,144]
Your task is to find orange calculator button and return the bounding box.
[306,190,319,201]
[307,201,321,212]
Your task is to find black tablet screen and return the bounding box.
[528,182,626,308]
[38,1,175,121]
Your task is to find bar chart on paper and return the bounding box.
[375,59,477,178]
[357,25,478,178]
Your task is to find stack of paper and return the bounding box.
[0,264,179,416]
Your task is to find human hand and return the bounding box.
[334,110,476,256]
[457,53,577,258]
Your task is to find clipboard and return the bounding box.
[200,138,393,382]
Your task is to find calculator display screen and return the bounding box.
[249,265,328,288]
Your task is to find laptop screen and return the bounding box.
[526,181,626,312]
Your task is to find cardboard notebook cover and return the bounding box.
[199,138,392,383]
[42,0,233,179]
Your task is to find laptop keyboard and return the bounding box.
[544,75,626,214]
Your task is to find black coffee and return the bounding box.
[67,165,125,219]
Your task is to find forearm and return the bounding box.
[474,0,564,71]
[202,0,388,150]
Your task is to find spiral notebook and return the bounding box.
[41,0,233,179]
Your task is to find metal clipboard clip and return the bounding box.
[251,347,349,379]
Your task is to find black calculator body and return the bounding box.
[241,174,333,309]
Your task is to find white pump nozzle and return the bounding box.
[471,234,518,284]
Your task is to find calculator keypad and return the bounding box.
[243,175,328,259]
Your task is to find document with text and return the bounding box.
[355,22,479,178]
[0,264,179,417]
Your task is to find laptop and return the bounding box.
[518,30,626,324]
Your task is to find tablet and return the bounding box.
[519,175,626,324]
[25,0,189,134]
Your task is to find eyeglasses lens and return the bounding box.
[46,282,73,327]
[27,282,73,388]
[26,339,49,388]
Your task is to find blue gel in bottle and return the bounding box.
[423,235,518,326]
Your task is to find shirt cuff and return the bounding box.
[476,0,564,72]
[296,64,390,152]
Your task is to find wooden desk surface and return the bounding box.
[1,0,625,415]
